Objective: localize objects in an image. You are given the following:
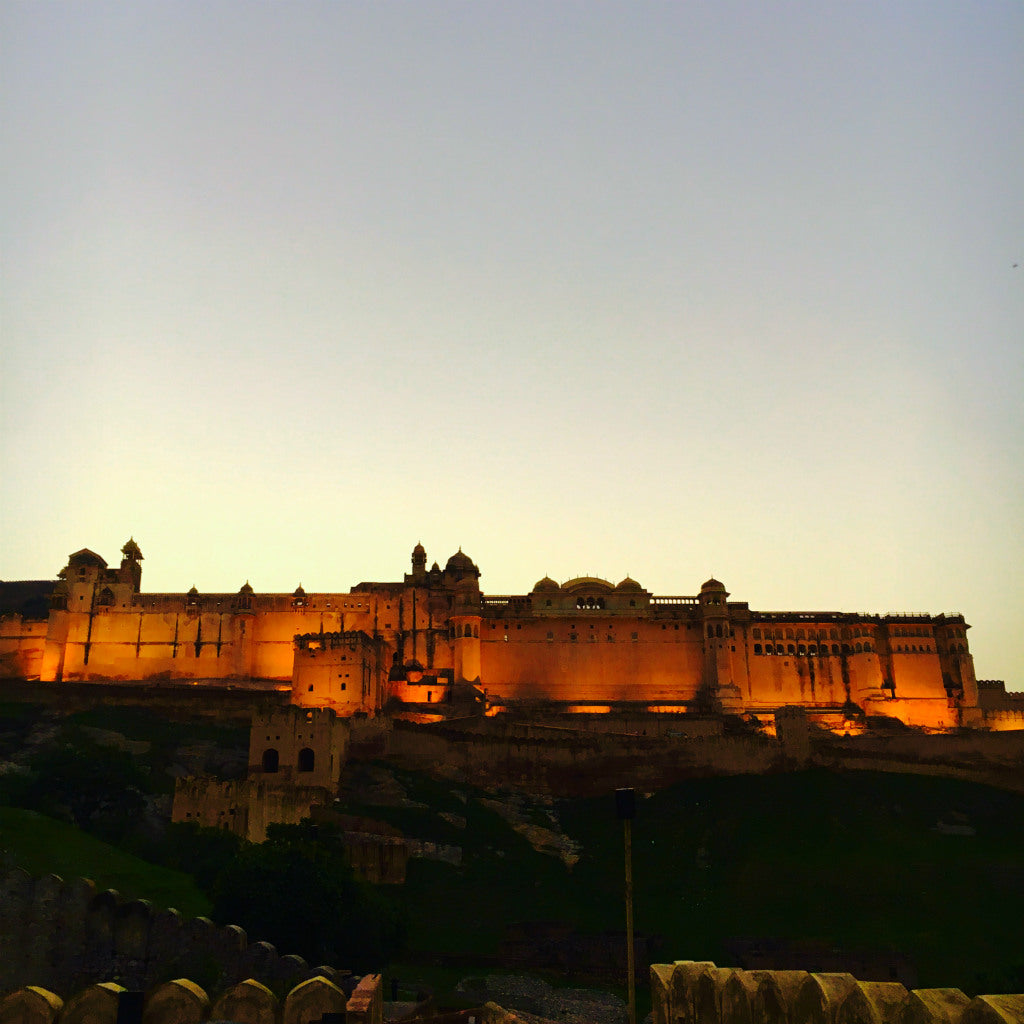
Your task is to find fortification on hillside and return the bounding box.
[2,540,1020,731]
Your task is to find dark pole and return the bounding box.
[615,787,637,1024]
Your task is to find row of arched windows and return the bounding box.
[752,625,875,642]
[753,641,875,657]
[706,624,735,638]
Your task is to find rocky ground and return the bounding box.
[454,974,629,1024]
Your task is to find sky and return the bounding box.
[2,2,1022,686]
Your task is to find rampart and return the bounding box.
[650,960,1024,1024]
[384,715,1024,796]
[0,974,383,1024]
[385,717,781,795]
[0,870,349,1002]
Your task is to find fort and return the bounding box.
[1,539,1020,732]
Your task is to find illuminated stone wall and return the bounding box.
[0,541,996,731]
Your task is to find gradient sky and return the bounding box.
[2,2,1022,686]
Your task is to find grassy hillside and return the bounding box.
[0,806,212,919]
[343,766,1024,995]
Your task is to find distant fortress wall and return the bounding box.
[0,540,1003,731]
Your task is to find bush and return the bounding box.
[211,821,405,970]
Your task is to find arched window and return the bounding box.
[297,748,315,773]
[754,644,762,655]
[715,624,723,638]
[787,644,795,655]
[97,587,115,607]
[464,624,472,637]
[262,748,279,773]
[707,625,714,638]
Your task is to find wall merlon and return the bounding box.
[649,962,1024,1024]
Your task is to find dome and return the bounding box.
[445,549,480,576]
[187,585,199,596]
[121,537,143,560]
[293,584,306,598]
[412,543,426,556]
[616,576,643,592]
[701,577,726,591]
[532,576,560,593]
[68,548,107,568]
[561,576,615,594]
[238,581,254,595]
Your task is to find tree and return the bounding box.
[14,739,149,844]
[211,821,405,970]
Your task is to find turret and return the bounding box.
[411,543,427,582]
[699,577,742,711]
[450,613,482,686]
[119,538,143,592]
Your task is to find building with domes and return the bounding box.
[0,540,998,730]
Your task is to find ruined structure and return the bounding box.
[2,540,1018,730]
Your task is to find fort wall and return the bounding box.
[649,960,1024,1024]
[0,618,48,681]
[0,542,1002,733]
[171,778,329,843]
[385,719,781,794]
[0,870,343,1001]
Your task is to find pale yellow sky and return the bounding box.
[2,3,1022,686]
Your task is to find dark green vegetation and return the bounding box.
[0,807,211,918]
[0,702,248,847]
[342,765,1024,997]
[212,821,405,972]
[1,698,1022,996]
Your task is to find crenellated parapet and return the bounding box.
[0,974,383,1024]
[0,870,362,1003]
[649,960,1024,1024]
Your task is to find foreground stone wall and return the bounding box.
[650,960,1024,1024]
[0,974,382,1024]
[0,871,328,1001]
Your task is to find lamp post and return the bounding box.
[615,787,637,1024]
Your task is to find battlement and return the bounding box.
[650,960,1023,1024]
[0,870,373,1005]
[0,974,383,1024]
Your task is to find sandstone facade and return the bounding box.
[2,540,1015,731]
